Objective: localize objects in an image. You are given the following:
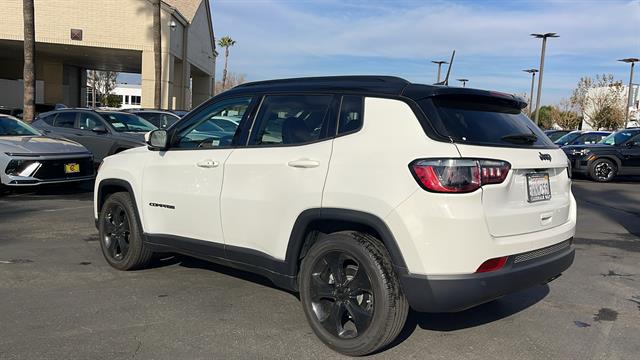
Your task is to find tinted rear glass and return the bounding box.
[419,95,555,148]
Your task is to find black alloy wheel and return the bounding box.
[590,159,617,182]
[309,251,374,339]
[299,231,408,356]
[103,204,130,261]
[98,192,153,270]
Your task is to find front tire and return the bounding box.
[589,158,617,182]
[299,231,408,356]
[98,192,153,270]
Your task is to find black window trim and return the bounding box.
[241,92,340,149]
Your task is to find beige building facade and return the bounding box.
[0,0,215,110]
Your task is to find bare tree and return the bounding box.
[22,0,36,123]
[153,0,161,108]
[214,72,246,94]
[571,74,626,130]
[550,98,580,130]
[87,70,119,107]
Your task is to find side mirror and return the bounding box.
[145,129,168,150]
[91,125,108,133]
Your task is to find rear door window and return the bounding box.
[419,95,555,148]
[53,112,77,128]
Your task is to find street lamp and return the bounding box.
[531,32,559,125]
[457,78,469,88]
[431,60,449,83]
[522,69,539,117]
[618,57,639,128]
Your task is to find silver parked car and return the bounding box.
[0,115,94,188]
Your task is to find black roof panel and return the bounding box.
[216,75,528,109]
[223,75,412,97]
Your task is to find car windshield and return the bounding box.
[545,131,569,142]
[554,131,581,145]
[100,112,157,132]
[0,116,41,136]
[600,130,637,145]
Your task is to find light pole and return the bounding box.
[522,69,539,117]
[431,60,448,83]
[531,32,559,125]
[457,78,469,87]
[619,57,639,128]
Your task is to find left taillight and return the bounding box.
[410,158,510,193]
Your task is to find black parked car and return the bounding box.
[544,129,571,142]
[32,109,157,163]
[554,130,611,146]
[125,109,180,129]
[563,128,640,182]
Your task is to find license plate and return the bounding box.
[526,173,551,202]
[64,163,80,174]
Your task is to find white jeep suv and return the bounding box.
[94,76,576,356]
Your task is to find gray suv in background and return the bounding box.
[32,109,157,163]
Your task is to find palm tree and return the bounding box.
[153,0,161,108]
[22,0,36,123]
[217,36,236,89]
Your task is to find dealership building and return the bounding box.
[0,0,215,111]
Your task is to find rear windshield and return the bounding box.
[419,95,555,148]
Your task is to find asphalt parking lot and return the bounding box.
[1,178,640,360]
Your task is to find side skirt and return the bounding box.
[143,234,298,291]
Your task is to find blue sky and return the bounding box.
[209,0,640,105]
[119,0,639,105]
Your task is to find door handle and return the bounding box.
[287,159,320,168]
[196,159,219,168]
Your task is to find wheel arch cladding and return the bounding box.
[285,208,409,277]
[97,179,143,232]
[592,155,621,168]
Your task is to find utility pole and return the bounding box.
[531,32,559,125]
[522,69,539,117]
[619,58,639,128]
[431,60,448,83]
[457,78,469,88]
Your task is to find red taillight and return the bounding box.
[476,256,508,273]
[410,158,510,193]
[479,159,510,184]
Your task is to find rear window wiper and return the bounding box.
[501,133,538,144]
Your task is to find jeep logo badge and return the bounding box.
[539,152,552,161]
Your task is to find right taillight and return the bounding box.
[410,158,510,193]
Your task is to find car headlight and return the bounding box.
[5,160,42,176]
[570,148,591,156]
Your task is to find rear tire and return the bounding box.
[589,158,617,182]
[98,192,153,270]
[299,231,408,356]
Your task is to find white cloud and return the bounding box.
[212,0,640,102]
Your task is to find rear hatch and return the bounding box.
[418,93,571,237]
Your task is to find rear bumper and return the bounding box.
[400,239,575,313]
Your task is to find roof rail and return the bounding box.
[236,75,410,89]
